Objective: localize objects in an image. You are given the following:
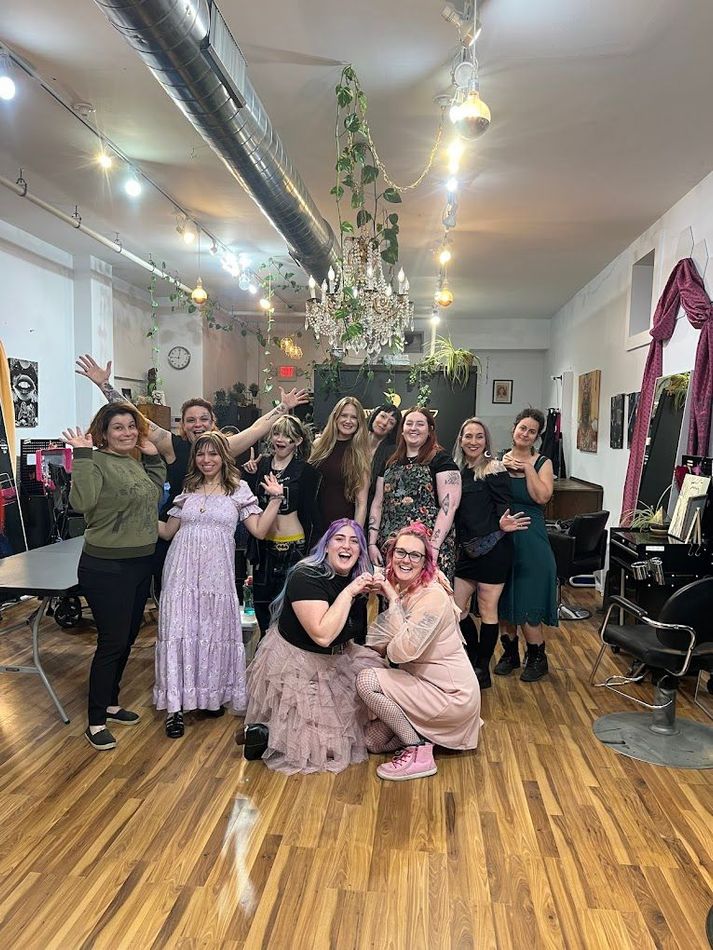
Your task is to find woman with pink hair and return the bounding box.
[357,522,482,782]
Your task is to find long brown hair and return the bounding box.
[310,396,370,503]
[387,407,442,466]
[88,403,148,449]
[183,431,242,495]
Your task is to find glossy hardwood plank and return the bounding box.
[0,592,712,948]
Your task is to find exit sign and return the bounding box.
[277,365,296,379]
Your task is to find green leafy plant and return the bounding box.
[333,66,402,272]
[433,338,479,388]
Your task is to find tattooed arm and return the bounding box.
[431,469,461,552]
[223,387,309,457]
[367,476,384,566]
[75,353,174,460]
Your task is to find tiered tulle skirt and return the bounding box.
[246,628,384,774]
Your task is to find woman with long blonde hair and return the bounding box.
[155,431,285,738]
[310,396,371,527]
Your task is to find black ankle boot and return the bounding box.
[493,635,520,676]
[520,643,548,682]
[244,723,269,760]
[459,615,479,668]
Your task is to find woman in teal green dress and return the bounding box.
[496,408,558,682]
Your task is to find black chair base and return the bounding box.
[594,712,713,768]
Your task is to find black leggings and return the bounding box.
[78,552,153,725]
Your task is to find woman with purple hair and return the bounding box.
[242,518,385,774]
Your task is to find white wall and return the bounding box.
[0,219,76,449]
[477,350,545,455]
[112,278,153,398]
[544,168,713,518]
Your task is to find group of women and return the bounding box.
[65,353,558,782]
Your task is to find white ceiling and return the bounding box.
[1,0,713,323]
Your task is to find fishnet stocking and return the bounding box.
[365,720,403,754]
[356,668,420,746]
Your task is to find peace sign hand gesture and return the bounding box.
[243,447,262,475]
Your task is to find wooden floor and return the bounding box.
[0,593,712,950]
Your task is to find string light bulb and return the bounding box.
[434,282,454,308]
[259,297,273,312]
[191,276,207,306]
[439,247,452,265]
[97,150,113,170]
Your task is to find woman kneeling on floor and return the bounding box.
[242,519,385,774]
[358,522,482,782]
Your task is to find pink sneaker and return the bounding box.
[376,743,437,782]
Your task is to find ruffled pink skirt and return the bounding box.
[245,628,385,775]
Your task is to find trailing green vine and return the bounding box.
[333,65,402,267]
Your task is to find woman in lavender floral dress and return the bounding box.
[155,432,285,738]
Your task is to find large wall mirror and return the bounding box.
[637,372,690,512]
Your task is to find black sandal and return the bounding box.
[165,711,184,739]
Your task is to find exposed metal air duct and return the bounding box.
[93,0,338,280]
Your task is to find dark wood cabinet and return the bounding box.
[545,477,604,521]
[143,403,172,431]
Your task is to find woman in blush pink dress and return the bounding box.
[155,432,285,738]
[357,521,482,782]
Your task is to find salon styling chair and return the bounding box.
[548,511,609,620]
[589,576,713,768]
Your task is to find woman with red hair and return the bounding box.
[368,407,461,580]
[357,522,482,781]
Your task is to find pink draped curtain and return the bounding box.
[621,257,713,519]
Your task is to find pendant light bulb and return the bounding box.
[191,276,208,306]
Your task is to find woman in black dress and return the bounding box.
[453,418,530,688]
[309,397,371,527]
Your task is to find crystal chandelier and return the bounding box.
[305,234,414,359]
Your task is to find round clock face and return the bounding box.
[168,345,191,370]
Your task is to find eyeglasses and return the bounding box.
[393,547,425,564]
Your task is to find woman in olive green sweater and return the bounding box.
[63,403,166,751]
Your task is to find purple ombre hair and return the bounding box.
[268,519,371,627]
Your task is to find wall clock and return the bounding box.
[167,345,191,370]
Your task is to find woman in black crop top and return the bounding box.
[242,518,385,774]
[453,418,530,689]
[242,415,322,634]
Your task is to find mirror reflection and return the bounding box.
[637,372,690,512]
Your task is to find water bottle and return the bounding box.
[242,580,255,615]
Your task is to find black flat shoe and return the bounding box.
[165,711,184,739]
[244,723,269,760]
[200,707,225,718]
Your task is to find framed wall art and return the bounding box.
[577,369,601,452]
[492,379,513,404]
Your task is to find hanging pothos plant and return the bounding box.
[332,66,402,267]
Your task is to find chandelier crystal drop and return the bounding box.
[305,234,414,359]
